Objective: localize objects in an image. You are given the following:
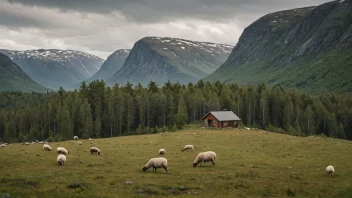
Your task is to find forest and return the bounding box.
[0,80,351,143]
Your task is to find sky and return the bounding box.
[0,0,331,59]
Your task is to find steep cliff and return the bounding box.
[206,0,352,93]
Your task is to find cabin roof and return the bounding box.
[201,111,241,121]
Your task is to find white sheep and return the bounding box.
[159,148,166,155]
[182,145,194,152]
[89,138,92,141]
[38,141,44,144]
[25,142,30,145]
[142,157,168,173]
[193,151,216,167]
[43,144,52,151]
[57,147,69,155]
[90,147,101,155]
[0,144,5,147]
[244,127,250,130]
[326,165,335,176]
[78,142,82,145]
[73,136,79,140]
[57,154,67,166]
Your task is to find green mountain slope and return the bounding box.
[0,53,48,92]
[108,37,232,85]
[206,1,352,93]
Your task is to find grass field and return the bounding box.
[1,128,352,198]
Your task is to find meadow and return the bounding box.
[0,128,352,198]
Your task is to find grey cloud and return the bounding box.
[6,0,331,23]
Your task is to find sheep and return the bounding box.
[78,142,82,145]
[244,127,250,130]
[38,141,44,144]
[90,147,101,155]
[57,154,67,166]
[182,145,194,152]
[193,151,216,167]
[57,147,69,155]
[73,136,79,141]
[43,144,52,151]
[0,144,5,147]
[159,149,166,155]
[89,138,92,141]
[142,157,168,173]
[25,142,30,145]
[326,165,335,176]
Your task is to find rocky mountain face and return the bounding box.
[0,49,104,89]
[107,37,232,85]
[206,0,352,93]
[86,49,130,83]
[0,53,48,92]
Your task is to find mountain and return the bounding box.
[206,0,352,93]
[0,53,48,92]
[0,49,104,89]
[107,37,232,85]
[85,49,130,83]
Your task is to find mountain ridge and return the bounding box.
[0,49,104,89]
[108,37,232,85]
[0,52,49,92]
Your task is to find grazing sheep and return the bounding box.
[159,149,166,155]
[90,147,101,155]
[25,142,30,145]
[38,141,44,144]
[0,144,5,147]
[89,138,92,141]
[244,127,250,130]
[142,157,168,173]
[31,142,36,144]
[43,144,52,151]
[78,142,82,145]
[326,165,335,176]
[193,151,216,167]
[73,136,79,140]
[4,143,8,145]
[57,154,67,166]
[182,145,194,152]
[57,147,69,155]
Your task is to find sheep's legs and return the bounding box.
[163,165,168,173]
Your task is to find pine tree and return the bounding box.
[175,95,188,129]
[79,99,93,138]
[337,123,346,139]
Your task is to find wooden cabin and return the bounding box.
[201,111,241,129]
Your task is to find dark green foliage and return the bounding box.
[0,80,351,142]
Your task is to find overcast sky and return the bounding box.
[0,0,331,59]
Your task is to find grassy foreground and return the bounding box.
[0,128,352,198]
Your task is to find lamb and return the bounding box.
[57,147,69,155]
[73,136,79,140]
[90,147,101,155]
[159,148,166,155]
[182,145,194,152]
[57,154,67,166]
[142,157,168,173]
[193,151,216,167]
[43,144,52,151]
[326,165,335,176]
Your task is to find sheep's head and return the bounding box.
[193,163,198,167]
[142,167,148,172]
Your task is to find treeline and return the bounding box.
[0,80,351,143]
